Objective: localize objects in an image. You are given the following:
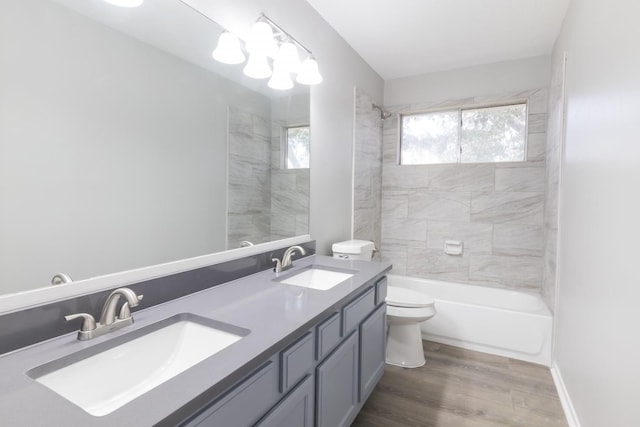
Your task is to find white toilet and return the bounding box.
[331,239,376,260]
[385,286,436,368]
[331,240,436,368]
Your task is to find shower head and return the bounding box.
[372,103,392,120]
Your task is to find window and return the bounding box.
[400,103,527,165]
[285,125,310,169]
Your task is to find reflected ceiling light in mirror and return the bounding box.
[296,57,323,85]
[243,54,272,79]
[245,22,278,57]
[212,32,245,64]
[268,67,294,90]
[103,0,144,7]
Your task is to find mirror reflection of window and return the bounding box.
[285,126,310,169]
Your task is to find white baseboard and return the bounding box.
[550,362,581,427]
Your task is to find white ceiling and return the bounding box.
[305,0,571,80]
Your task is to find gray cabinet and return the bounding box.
[359,304,386,402]
[315,331,360,427]
[180,276,387,427]
[256,374,314,427]
[184,359,279,427]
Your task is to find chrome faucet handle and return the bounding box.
[64,313,96,332]
[282,245,306,269]
[272,258,283,273]
[118,295,144,319]
[100,287,142,326]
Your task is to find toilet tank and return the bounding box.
[332,240,375,260]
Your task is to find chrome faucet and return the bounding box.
[51,272,73,285]
[100,287,142,326]
[65,287,143,341]
[273,245,307,273]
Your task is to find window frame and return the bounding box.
[398,100,529,166]
[283,124,310,170]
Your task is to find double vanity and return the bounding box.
[0,254,390,426]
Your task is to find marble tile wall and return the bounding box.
[354,88,383,257]
[227,106,271,248]
[228,107,310,248]
[542,51,566,312]
[380,89,550,291]
[270,118,310,242]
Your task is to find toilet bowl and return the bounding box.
[330,240,436,367]
[385,286,436,368]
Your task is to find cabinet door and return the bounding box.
[359,304,386,402]
[256,375,314,427]
[316,331,359,427]
[182,360,278,427]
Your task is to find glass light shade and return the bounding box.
[245,22,278,57]
[243,54,272,79]
[273,42,301,73]
[296,57,323,85]
[212,32,245,64]
[268,67,294,90]
[103,0,144,7]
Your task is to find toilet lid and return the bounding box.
[386,287,435,308]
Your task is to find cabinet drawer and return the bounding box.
[375,277,387,306]
[187,360,278,427]
[280,331,314,393]
[342,287,375,335]
[316,312,341,360]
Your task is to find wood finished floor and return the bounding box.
[352,341,568,427]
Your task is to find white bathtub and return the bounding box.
[388,275,552,366]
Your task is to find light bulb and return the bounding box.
[296,57,323,85]
[212,32,245,65]
[243,54,272,79]
[245,21,278,57]
[274,42,301,73]
[268,67,294,90]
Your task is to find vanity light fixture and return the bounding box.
[243,53,272,79]
[212,32,245,64]
[103,0,144,7]
[268,66,294,90]
[296,56,323,85]
[245,21,279,57]
[274,41,301,73]
[211,13,322,90]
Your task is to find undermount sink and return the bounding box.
[277,265,356,290]
[28,313,249,416]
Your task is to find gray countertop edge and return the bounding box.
[0,255,391,427]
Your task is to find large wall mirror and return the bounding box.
[0,0,310,297]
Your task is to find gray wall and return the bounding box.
[552,0,640,425]
[384,56,551,106]
[353,87,383,253]
[0,0,270,293]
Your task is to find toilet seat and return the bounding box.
[386,286,434,308]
